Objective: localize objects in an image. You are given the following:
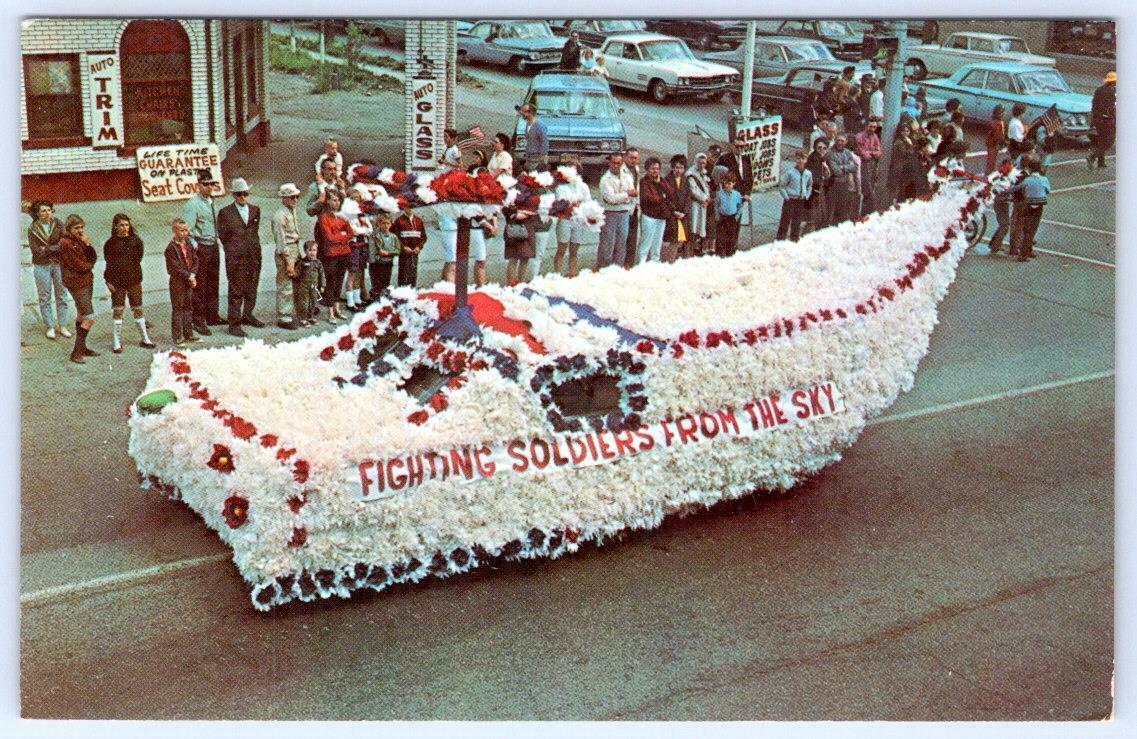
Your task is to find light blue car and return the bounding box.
[918,61,1092,140]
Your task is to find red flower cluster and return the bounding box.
[337,333,355,351]
[207,444,235,473]
[222,495,249,528]
[358,320,378,338]
[426,342,445,360]
[319,346,335,362]
[288,526,308,548]
[171,360,191,376]
[635,340,655,355]
[292,459,310,484]
[678,330,700,348]
[407,410,430,426]
[287,492,307,513]
[276,447,296,461]
[260,434,278,447]
[430,169,506,203]
[429,392,449,412]
[224,415,258,441]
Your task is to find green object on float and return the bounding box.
[135,389,178,415]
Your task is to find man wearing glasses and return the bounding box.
[216,177,265,337]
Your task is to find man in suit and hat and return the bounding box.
[271,182,303,329]
[182,168,225,334]
[216,177,264,337]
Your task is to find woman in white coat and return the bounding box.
[685,152,711,256]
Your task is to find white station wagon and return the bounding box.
[905,32,1056,80]
[598,32,740,103]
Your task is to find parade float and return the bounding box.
[128,165,997,610]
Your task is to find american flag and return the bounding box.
[456,125,485,151]
[1031,104,1063,135]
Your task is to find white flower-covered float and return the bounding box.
[129,167,998,610]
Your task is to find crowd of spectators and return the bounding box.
[31,61,1108,358]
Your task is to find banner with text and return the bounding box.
[734,115,783,193]
[356,382,845,499]
[86,52,122,149]
[136,144,224,203]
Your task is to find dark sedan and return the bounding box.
[549,19,647,48]
[643,19,746,50]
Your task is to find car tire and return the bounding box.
[906,58,928,81]
[649,79,670,104]
[696,32,715,50]
[508,57,526,75]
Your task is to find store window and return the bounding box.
[23,54,84,143]
[121,19,193,146]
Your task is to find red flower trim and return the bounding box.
[337,333,355,351]
[287,526,308,548]
[292,459,310,484]
[407,410,430,425]
[429,392,449,412]
[207,444,235,473]
[222,495,249,528]
[319,346,336,362]
[357,320,378,338]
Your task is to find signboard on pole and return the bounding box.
[135,143,224,203]
[411,75,440,171]
[86,51,122,149]
[733,114,783,193]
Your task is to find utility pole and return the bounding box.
[740,21,756,119]
[878,20,908,192]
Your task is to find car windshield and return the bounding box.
[818,21,854,37]
[640,40,695,61]
[786,42,836,62]
[598,20,645,32]
[533,91,617,117]
[498,22,551,39]
[1016,70,1071,94]
[995,38,1029,53]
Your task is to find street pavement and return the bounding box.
[18,30,1116,722]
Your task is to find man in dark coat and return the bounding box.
[1089,71,1115,169]
[216,177,264,337]
[560,31,582,71]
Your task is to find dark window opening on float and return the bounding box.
[400,365,455,403]
[356,330,402,372]
[549,374,622,419]
[121,19,193,146]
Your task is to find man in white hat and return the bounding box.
[216,177,264,337]
[271,182,303,329]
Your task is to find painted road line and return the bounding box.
[1041,219,1115,236]
[871,370,1114,426]
[976,237,1115,269]
[20,371,1116,608]
[1033,248,1115,269]
[1050,180,1116,194]
[19,553,229,607]
[964,152,1115,168]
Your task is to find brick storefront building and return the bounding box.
[20,18,271,203]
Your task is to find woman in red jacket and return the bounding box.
[58,214,100,364]
[986,105,1007,175]
[316,191,351,321]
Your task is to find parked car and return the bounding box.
[457,20,564,74]
[904,32,1056,80]
[746,65,948,128]
[597,32,740,103]
[704,36,853,85]
[761,20,864,61]
[847,20,940,44]
[548,19,647,48]
[355,20,405,46]
[643,19,746,50]
[917,62,1092,140]
[512,71,626,171]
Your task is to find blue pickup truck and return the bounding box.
[512,72,627,174]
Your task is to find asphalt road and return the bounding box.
[19,26,1115,723]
